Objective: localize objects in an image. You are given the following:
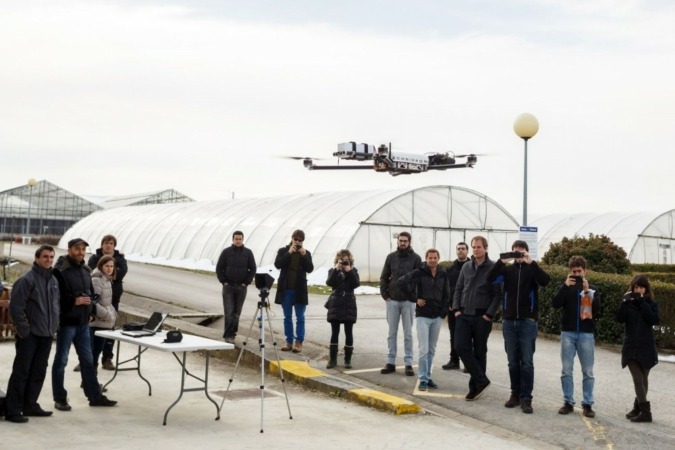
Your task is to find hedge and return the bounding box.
[534,265,675,349]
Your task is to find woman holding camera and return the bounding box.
[616,274,660,423]
[325,249,360,369]
[90,256,118,369]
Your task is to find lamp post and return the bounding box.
[25,178,37,235]
[513,114,539,226]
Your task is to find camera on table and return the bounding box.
[499,251,524,259]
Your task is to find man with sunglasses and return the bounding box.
[379,232,421,376]
[274,229,314,353]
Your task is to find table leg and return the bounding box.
[102,342,152,396]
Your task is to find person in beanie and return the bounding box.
[616,274,659,423]
[274,230,314,353]
[325,249,360,369]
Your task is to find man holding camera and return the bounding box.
[274,229,314,353]
[487,240,550,413]
[216,231,257,343]
[51,238,117,411]
[552,255,600,418]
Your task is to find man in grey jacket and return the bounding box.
[5,245,60,423]
[452,236,501,401]
[379,232,421,376]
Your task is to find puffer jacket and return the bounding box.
[380,247,422,301]
[9,263,60,338]
[90,269,117,329]
[326,267,360,323]
[616,295,659,370]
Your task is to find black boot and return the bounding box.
[344,346,353,369]
[326,344,338,369]
[631,401,652,423]
[626,398,640,419]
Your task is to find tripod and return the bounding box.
[219,289,292,433]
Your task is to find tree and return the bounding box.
[542,233,631,274]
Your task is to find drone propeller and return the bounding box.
[277,156,329,161]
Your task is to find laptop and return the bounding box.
[121,312,168,338]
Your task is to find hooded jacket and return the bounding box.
[380,247,422,301]
[87,248,128,303]
[90,269,117,329]
[9,263,60,338]
[616,295,659,370]
[487,259,551,320]
[326,267,360,323]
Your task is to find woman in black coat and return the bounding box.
[325,249,359,369]
[616,274,660,423]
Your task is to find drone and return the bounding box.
[299,142,478,176]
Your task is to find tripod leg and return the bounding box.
[218,302,263,411]
[263,303,293,420]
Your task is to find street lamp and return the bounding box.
[513,113,539,226]
[25,178,37,235]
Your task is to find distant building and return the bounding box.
[0,180,101,236]
[0,181,194,238]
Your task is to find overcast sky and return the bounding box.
[1,0,674,219]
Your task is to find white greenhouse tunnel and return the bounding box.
[60,186,521,282]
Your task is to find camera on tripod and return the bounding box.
[255,273,275,300]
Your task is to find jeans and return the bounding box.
[52,324,101,402]
[222,284,248,338]
[385,300,415,366]
[282,289,306,344]
[560,331,595,406]
[455,313,492,391]
[447,313,459,362]
[416,317,442,382]
[503,318,537,400]
[5,334,53,416]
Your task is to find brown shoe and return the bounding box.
[281,342,293,351]
[504,394,521,408]
[292,341,303,353]
[558,402,574,415]
[101,359,115,371]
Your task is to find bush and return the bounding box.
[535,265,675,349]
[542,234,631,274]
[632,263,675,273]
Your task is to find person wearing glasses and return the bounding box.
[274,229,314,353]
[379,232,421,376]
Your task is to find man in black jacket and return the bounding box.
[487,240,550,413]
[87,234,128,370]
[274,229,313,353]
[5,245,60,423]
[552,255,600,418]
[452,236,501,401]
[216,231,257,343]
[379,232,421,376]
[442,242,469,371]
[51,238,117,411]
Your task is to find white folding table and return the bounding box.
[95,330,234,425]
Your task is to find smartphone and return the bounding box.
[500,251,524,259]
[572,275,583,287]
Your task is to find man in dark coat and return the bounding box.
[442,242,469,371]
[379,232,421,376]
[51,238,117,411]
[216,230,257,343]
[87,234,128,370]
[274,229,313,353]
[4,245,60,423]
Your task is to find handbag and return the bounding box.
[324,293,336,309]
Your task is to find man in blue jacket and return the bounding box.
[216,230,257,343]
[5,245,60,423]
[487,240,550,414]
[552,255,600,418]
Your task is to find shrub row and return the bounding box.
[632,263,675,273]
